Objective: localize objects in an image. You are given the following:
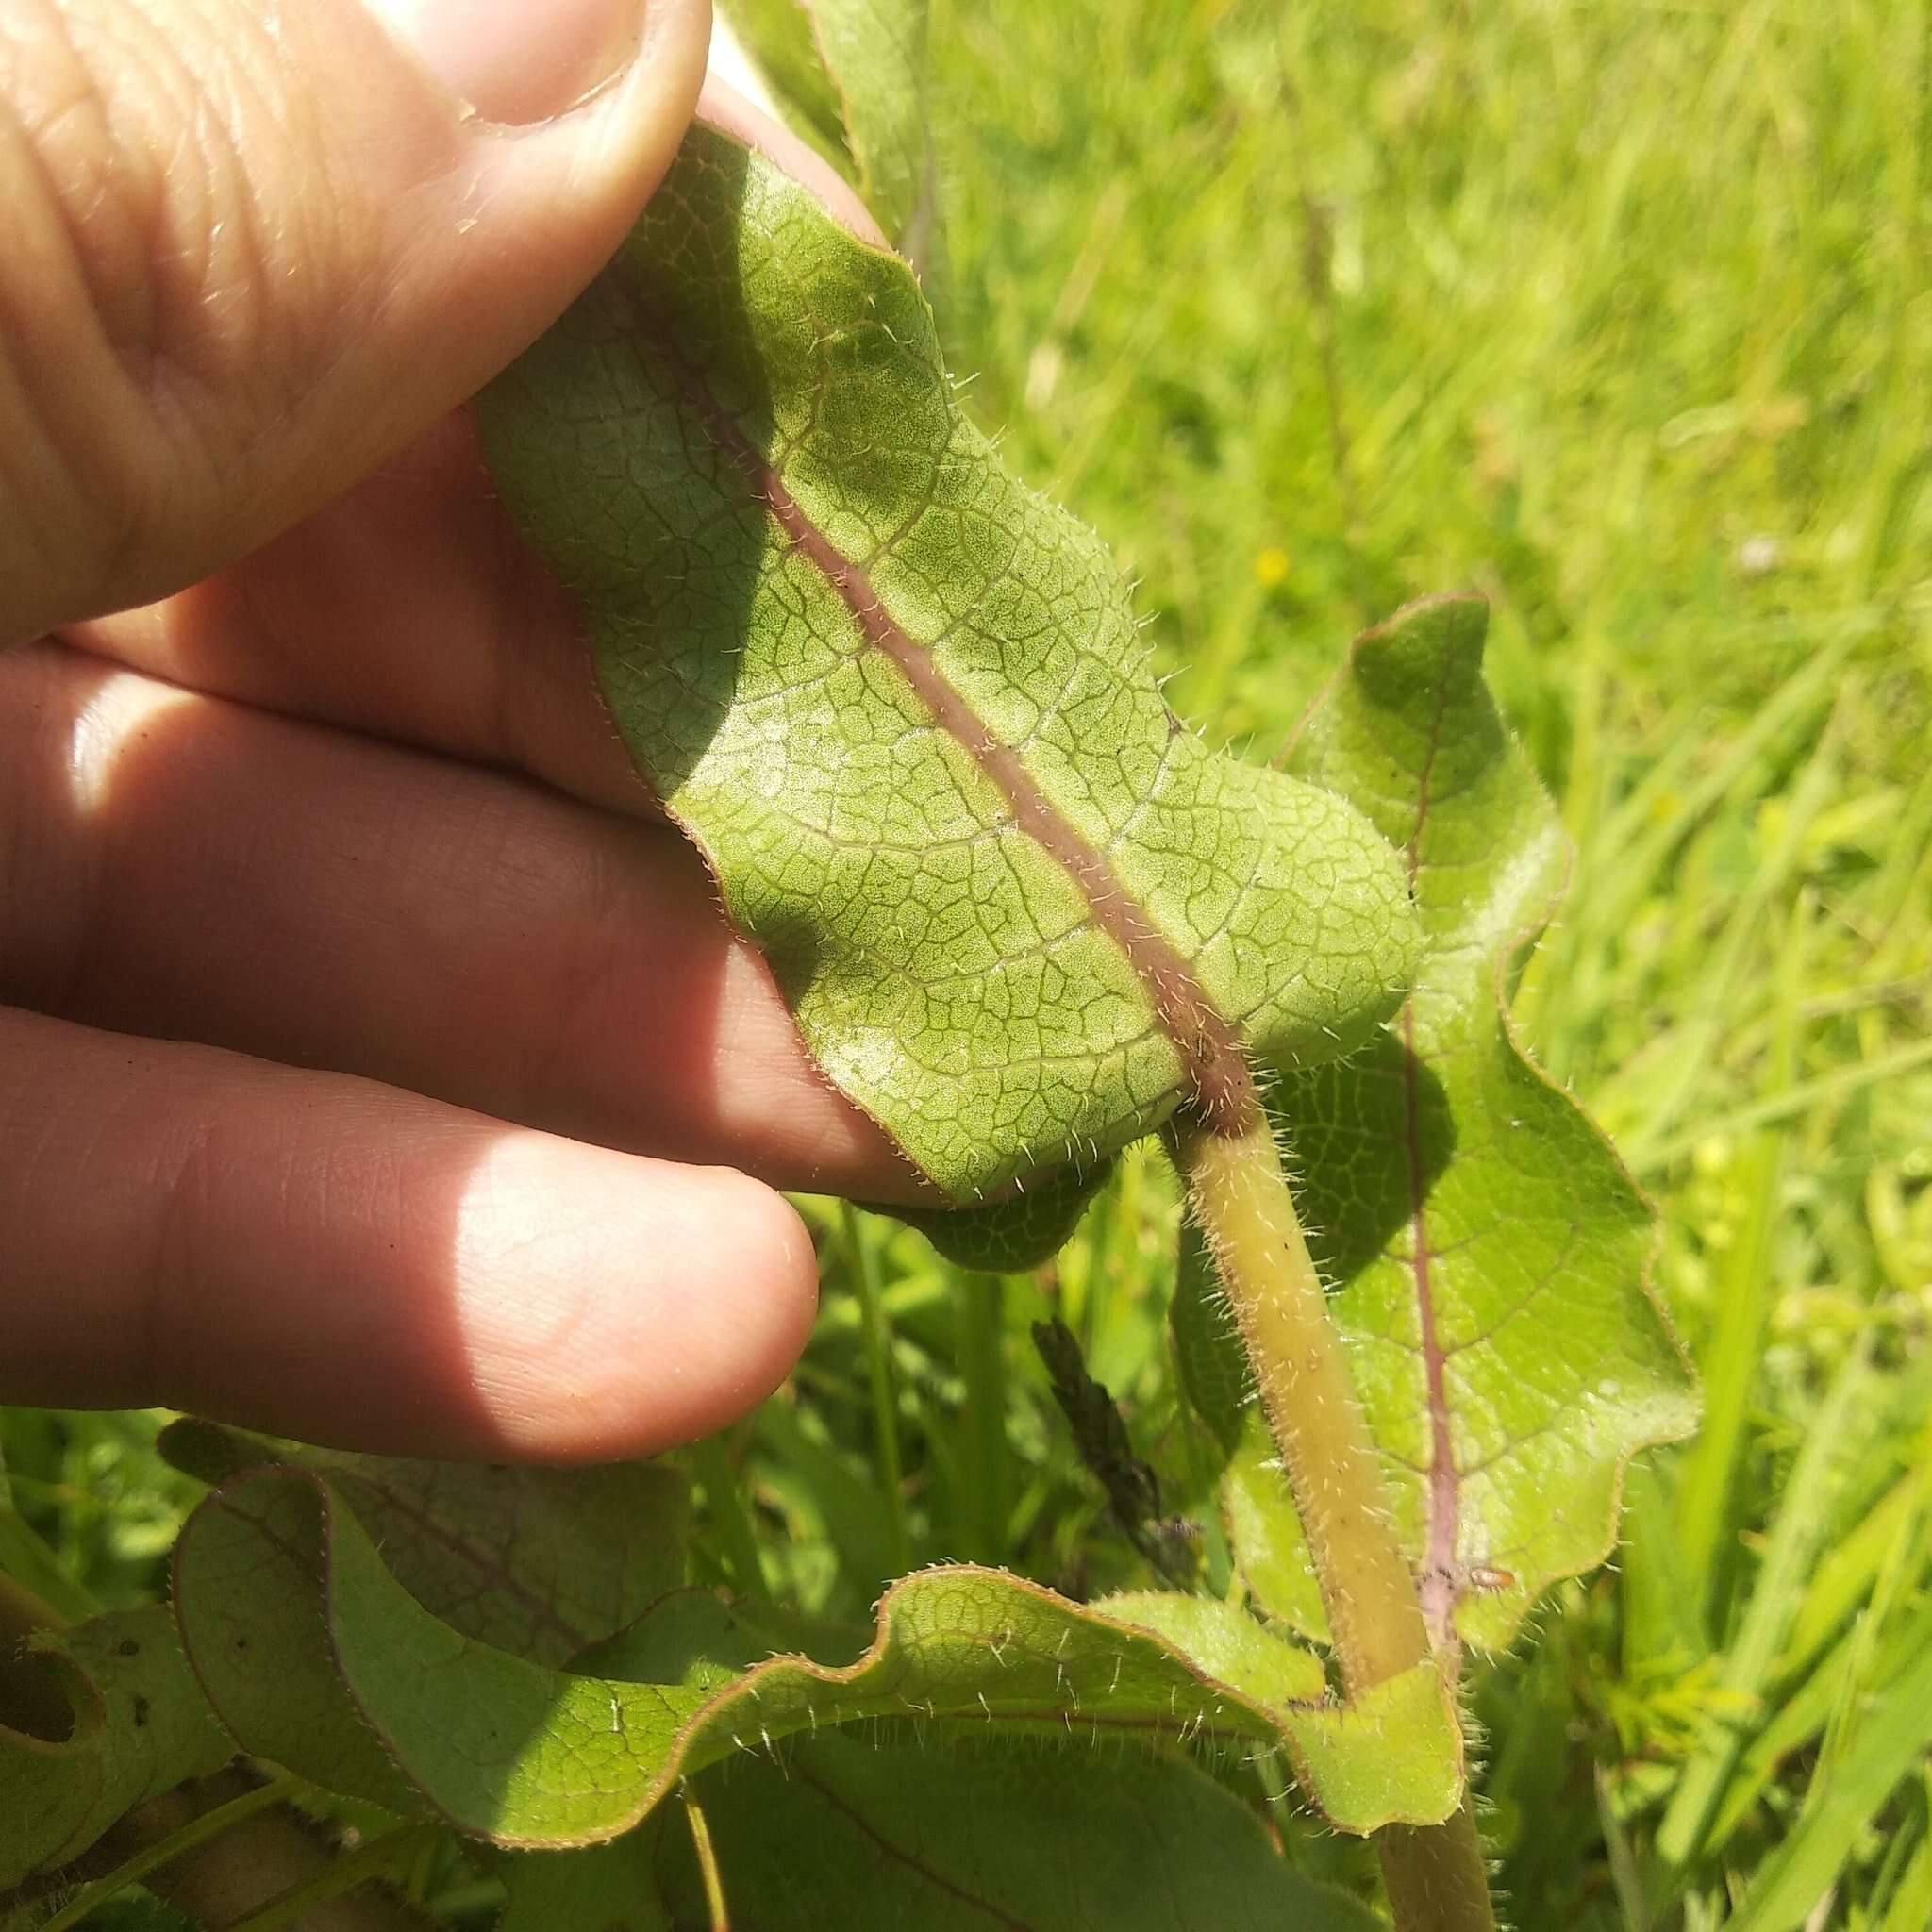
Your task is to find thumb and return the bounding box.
[0,0,710,646]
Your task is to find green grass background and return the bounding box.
[5,1,1928,1925]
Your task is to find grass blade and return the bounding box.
[1724,1626,1932,1932]
[1657,1337,1884,1874]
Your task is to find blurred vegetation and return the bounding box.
[5,1,1927,1925]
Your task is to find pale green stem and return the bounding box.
[1377,1809,1499,1932]
[683,1788,731,1930]
[958,1269,1009,1565]
[1171,1111,1495,1932]
[842,1204,911,1576]
[1174,1116,1429,1686]
[1073,1174,1121,1360]
[688,1430,769,1600]
[0,1506,98,1625]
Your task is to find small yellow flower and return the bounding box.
[1254,546,1289,589]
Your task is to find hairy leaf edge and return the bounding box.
[171,1469,1459,1844]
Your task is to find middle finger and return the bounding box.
[59,412,647,814]
[1,641,921,1203]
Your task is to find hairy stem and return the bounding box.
[1171,1106,1494,1932]
[1377,1810,1498,1932]
[1174,1113,1427,1687]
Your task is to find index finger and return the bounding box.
[58,84,891,814]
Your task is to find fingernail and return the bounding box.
[364,0,649,125]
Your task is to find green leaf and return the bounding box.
[170,1470,1455,1843]
[1237,594,1699,1650]
[717,0,941,265]
[476,125,1420,1229]
[668,1733,1383,1930]
[158,1420,687,1667]
[714,0,857,177]
[600,1590,1462,1840]
[171,1480,425,1823]
[1220,1417,1324,1641]
[494,1831,672,1932]
[884,1156,1110,1270]
[1097,1586,1463,1845]
[0,1606,230,1889]
[1095,1591,1326,1707]
[1169,1218,1251,1458]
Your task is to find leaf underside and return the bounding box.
[0,1605,231,1890]
[878,1153,1113,1270]
[165,1464,1457,1844]
[476,124,1419,1226]
[1191,596,1700,1651]
[156,1421,688,1669]
[716,0,856,171]
[719,0,936,255]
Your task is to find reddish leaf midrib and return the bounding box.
[667,351,1257,1135]
[1401,675,1462,1645]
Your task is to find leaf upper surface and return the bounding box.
[673,1734,1384,1930]
[1237,595,1700,1649]
[493,1830,672,1932]
[0,1605,230,1889]
[169,1469,1454,1843]
[476,125,1419,1204]
[1094,1591,1325,1707]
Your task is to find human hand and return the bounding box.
[0,0,912,1462]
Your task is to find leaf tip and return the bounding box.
[1352,591,1491,692]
